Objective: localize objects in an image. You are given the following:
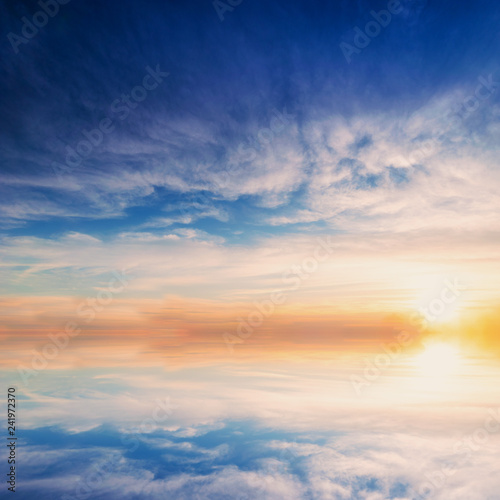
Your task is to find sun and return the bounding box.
[413,341,462,377]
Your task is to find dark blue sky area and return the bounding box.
[1,0,499,240]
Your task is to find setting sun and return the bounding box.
[3,0,500,498]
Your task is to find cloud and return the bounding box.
[12,414,500,500]
[2,84,498,239]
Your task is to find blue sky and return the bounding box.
[3,2,500,499]
[16,421,405,499]
[1,0,500,347]
[1,0,499,244]
[6,362,500,499]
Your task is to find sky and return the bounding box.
[1,0,500,499]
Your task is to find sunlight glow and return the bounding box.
[414,341,462,377]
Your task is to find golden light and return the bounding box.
[413,341,462,377]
